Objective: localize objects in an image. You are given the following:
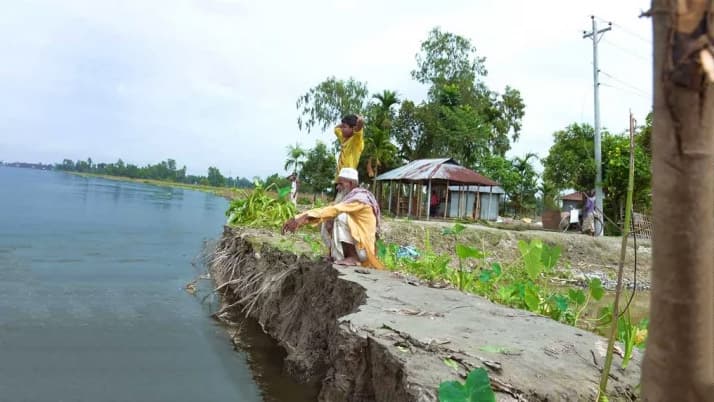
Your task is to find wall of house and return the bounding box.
[446,191,501,220]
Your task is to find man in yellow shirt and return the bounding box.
[281,167,384,269]
[334,114,365,179]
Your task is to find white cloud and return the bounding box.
[0,0,652,178]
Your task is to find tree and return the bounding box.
[392,100,429,161]
[363,90,400,180]
[602,134,652,218]
[207,166,225,187]
[301,141,336,194]
[478,153,538,217]
[542,122,652,222]
[296,77,369,134]
[284,143,306,175]
[393,27,526,164]
[510,153,539,216]
[641,1,714,399]
[541,123,597,192]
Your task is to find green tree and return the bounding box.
[542,122,652,222]
[603,133,652,218]
[207,166,225,187]
[301,141,336,194]
[392,100,429,161]
[393,27,526,164]
[296,77,369,134]
[363,90,400,180]
[478,153,538,217]
[284,143,306,175]
[510,153,539,216]
[541,123,598,192]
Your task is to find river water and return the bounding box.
[0,167,317,402]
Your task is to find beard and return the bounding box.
[335,187,348,202]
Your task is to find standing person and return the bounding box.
[334,114,365,179]
[430,190,439,217]
[582,189,596,235]
[287,173,299,206]
[282,168,383,269]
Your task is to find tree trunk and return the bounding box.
[642,1,714,400]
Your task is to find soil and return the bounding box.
[209,225,644,402]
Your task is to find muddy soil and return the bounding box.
[209,226,642,402]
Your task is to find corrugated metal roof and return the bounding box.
[375,158,499,186]
[447,185,505,194]
[560,191,584,201]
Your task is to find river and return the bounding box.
[0,167,316,402]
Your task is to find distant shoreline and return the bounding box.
[67,172,242,200]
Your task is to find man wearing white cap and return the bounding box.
[282,167,384,269]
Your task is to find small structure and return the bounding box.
[560,191,584,212]
[446,185,505,221]
[375,158,501,221]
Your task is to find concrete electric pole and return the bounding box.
[583,15,611,236]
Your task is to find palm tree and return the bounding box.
[372,90,400,130]
[284,143,306,176]
[363,90,401,195]
[510,152,539,217]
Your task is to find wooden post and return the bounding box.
[642,1,714,399]
[388,181,393,213]
[408,182,413,217]
[426,180,432,221]
[444,180,450,219]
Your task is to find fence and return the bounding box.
[632,212,653,240]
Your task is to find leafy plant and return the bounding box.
[438,368,495,402]
[595,305,648,369]
[225,180,296,229]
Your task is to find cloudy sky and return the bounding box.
[1,0,652,178]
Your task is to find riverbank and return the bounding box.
[67,171,241,199]
[208,226,643,401]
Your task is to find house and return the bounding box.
[560,191,584,211]
[374,158,501,221]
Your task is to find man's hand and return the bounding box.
[355,115,364,131]
[282,215,306,234]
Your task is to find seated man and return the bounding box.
[281,168,384,269]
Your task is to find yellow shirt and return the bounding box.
[334,127,364,178]
[299,201,384,269]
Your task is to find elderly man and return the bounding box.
[281,167,384,269]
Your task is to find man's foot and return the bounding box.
[334,257,360,266]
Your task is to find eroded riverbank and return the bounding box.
[209,226,643,401]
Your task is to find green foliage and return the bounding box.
[296,76,369,133]
[225,180,296,229]
[284,143,306,175]
[475,153,539,217]
[542,123,598,192]
[207,166,226,187]
[542,121,652,221]
[54,158,252,188]
[597,305,648,369]
[392,27,525,163]
[301,141,337,194]
[438,368,495,402]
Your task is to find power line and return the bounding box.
[598,70,651,97]
[594,15,652,44]
[601,38,651,62]
[600,82,651,100]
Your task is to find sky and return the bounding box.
[0,0,653,178]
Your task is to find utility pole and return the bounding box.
[583,15,611,236]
